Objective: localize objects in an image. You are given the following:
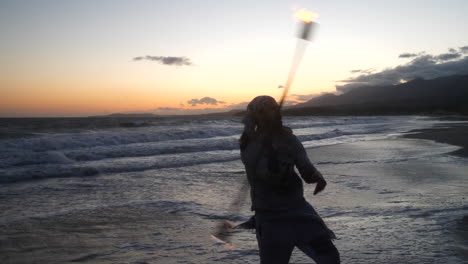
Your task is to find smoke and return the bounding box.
[187,97,226,107]
[132,56,193,66]
[336,47,468,93]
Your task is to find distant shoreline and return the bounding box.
[403,122,468,158]
[1,112,467,119]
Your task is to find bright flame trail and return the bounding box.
[279,8,318,108]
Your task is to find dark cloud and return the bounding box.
[436,53,461,61]
[449,48,457,53]
[336,48,468,93]
[398,53,418,58]
[187,97,226,107]
[350,68,376,74]
[132,56,193,66]
[460,46,468,54]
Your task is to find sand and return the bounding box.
[304,135,468,263]
[403,122,468,158]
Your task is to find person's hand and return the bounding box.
[223,221,234,232]
[313,177,327,195]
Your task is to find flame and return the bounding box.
[294,8,319,23]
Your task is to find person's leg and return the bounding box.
[256,221,295,264]
[296,238,340,264]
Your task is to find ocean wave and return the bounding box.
[296,128,348,142]
[0,116,434,183]
[0,136,240,168]
[0,127,353,168]
[0,150,240,184]
[0,126,242,153]
[0,116,407,154]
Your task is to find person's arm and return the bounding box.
[292,135,327,195]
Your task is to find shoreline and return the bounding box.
[305,133,468,263]
[402,122,468,158]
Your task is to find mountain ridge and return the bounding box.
[283,73,468,115]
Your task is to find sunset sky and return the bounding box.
[1,0,468,117]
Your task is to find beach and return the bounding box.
[305,132,468,263]
[404,122,468,158]
[0,116,467,263]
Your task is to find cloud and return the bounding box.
[336,47,468,93]
[398,53,418,58]
[435,52,461,61]
[350,68,376,74]
[132,56,193,66]
[460,46,468,54]
[187,97,226,107]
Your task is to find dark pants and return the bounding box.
[256,220,340,264]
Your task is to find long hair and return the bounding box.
[239,96,285,151]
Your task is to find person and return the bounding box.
[239,95,340,264]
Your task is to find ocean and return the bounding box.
[0,115,467,263]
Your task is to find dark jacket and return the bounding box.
[241,128,324,211]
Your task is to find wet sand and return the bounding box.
[305,136,468,263]
[403,122,468,158]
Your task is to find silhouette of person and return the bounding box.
[239,95,340,264]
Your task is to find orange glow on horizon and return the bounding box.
[0,46,333,117]
[0,80,257,117]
